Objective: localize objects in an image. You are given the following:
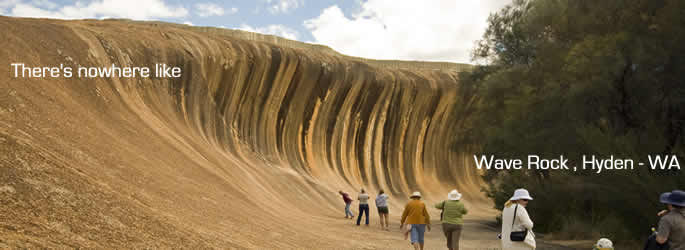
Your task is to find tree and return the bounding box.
[460,0,685,245]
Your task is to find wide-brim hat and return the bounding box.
[660,190,685,207]
[410,191,422,198]
[509,188,533,201]
[448,189,462,201]
[595,238,613,249]
[660,193,670,203]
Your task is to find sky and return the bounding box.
[0,0,512,63]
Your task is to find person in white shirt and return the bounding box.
[501,188,535,250]
[357,188,370,226]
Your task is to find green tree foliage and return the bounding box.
[458,0,685,244]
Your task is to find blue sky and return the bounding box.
[0,0,511,63]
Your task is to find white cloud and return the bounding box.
[0,0,20,8]
[303,0,511,63]
[195,3,233,17]
[238,24,299,40]
[31,0,58,9]
[8,0,187,20]
[265,0,302,14]
[183,21,192,26]
[0,0,19,13]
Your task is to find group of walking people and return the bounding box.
[338,189,390,229]
[339,188,685,250]
[339,188,468,250]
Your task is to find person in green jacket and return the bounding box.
[435,189,468,250]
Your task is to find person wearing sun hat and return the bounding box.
[501,188,535,250]
[435,189,468,250]
[593,238,613,250]
[401,191,431,250]
[655,190,685,249]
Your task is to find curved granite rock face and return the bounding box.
[0,17,486,248]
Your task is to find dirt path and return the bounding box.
[319,212,577,250]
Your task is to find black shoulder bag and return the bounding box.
[440,201,445,221]
[643,213,679,250]
[510,204,528,241]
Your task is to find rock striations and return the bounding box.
[0,16,487,248]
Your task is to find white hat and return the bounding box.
[596,238,613,249]
[410,191,422,198]
[509,188,533,201]
[448,189,462,201]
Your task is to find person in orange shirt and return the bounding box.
[400,191,431,250]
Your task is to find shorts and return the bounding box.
[377,206,389,214]
[410,224,426,243]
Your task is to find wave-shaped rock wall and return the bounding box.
[0,16,485,248]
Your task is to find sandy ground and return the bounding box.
[310,211,577,250]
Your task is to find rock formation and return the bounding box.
[0,16,487,248]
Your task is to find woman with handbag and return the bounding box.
[501,188,536,250]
